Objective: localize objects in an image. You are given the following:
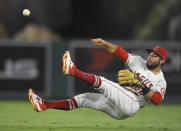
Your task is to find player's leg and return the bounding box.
[28,89,78,112]
[74,93,121,119]
[98,77,141,117]
[62,51,102,88]
[28,89,120,119]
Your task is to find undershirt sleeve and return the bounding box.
[112,46,129,62]
[150,91,162,105]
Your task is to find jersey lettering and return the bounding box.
[149,83,153,88]
[161,88,166,96]
[136,72,153,89]
[140,75,145,81]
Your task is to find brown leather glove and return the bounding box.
[117,69,140,86]
[117,69,150,95]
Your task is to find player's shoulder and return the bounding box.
[155,71,167,87]
[159,70,166,81]
[127,53,146,65]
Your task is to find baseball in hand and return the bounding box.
[23,9,30,16]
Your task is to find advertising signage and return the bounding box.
[0,41,51,98]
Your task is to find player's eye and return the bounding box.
[150,55,157,57]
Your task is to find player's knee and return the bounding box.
[110,114,129,120]
[74,93,89,107]
[121,106,139,118]
[115,112,134,120]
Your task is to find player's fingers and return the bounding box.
[118,80,129,85]
[118,69,129,74]
[118,70,126,76]
[90,39,103,46]
[90,38,102,42]
[90,39,97,44]
[117,71,130,77]
[117,76,129,81]
[90,38,97,42]
[118,72,126,77]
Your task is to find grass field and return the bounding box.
[0,100,181,131]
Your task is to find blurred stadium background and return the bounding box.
[0,0,181,131]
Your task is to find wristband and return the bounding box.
[141,86,150,95]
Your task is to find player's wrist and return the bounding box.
[141,86,150,95]
[105,43,117,53]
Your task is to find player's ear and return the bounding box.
[160,58,165,65]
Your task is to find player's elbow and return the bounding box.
[151,99,162,105]
[150,92,162,105]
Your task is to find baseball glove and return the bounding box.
[117,69,141,86]
[117,69,151,95]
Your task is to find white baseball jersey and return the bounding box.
[125,54,167,106]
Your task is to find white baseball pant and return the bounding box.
[74,77,141,120]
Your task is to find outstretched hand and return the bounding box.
[90,38,117,53]
[90,38,107,46]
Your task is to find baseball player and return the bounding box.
[28,38,168,120]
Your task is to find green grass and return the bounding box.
[0,100,181,131]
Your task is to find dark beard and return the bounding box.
[146,62,159,70]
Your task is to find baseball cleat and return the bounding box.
[62,51,75,75]
[28,89,47,112]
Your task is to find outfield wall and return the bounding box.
[0,40,180,103]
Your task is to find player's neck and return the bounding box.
[150,66,161,74]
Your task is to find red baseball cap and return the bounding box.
[146,46,168,62]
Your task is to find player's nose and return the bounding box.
[148,55,152,60]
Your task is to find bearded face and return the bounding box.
[146,52,162,70]
[146,61,160,70]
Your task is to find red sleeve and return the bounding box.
[150,92,162,105]
[112,46,129,62]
